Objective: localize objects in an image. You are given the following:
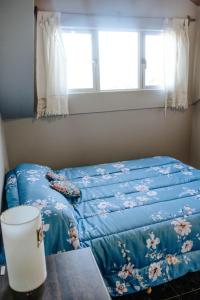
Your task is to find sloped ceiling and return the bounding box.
[191,0,200,6]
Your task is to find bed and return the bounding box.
[4,156,200,297]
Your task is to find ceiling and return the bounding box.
[191,0,200,6]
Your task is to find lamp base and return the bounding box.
[10,282,45,299]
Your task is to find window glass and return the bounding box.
[144,33,164,87]
[62,32,93,90]
[98,31,139,90]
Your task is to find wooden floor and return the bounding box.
[113,271,200,300]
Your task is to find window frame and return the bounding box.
[62,28,163,94]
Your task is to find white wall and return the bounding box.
[5,108,192,169]
[0,116,9,210]
[0,0,34,118]
[190,102,200,168]
[190,7,200,168]
[4,0,197,170]
[36,0,196,18]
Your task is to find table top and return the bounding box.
[0,248,111,300]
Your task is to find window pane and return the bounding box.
[62,32,93,89]
[98,31,139,90]
[145,34,164,87]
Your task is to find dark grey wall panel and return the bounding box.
[0,0,34,119]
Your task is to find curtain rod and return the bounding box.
[187,15,196,25]
[34,7,196,24]
[192,98,200,106]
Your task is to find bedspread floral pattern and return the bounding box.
[5,156,200,297]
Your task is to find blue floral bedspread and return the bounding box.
[4,156,200,297]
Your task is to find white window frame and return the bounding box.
[62,28,163,94]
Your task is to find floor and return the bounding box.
[113,271,200,300]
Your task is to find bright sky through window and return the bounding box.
[62,29,164,92]
[145,34,164,87]
[62,32,93,90]
[98,31,139,90]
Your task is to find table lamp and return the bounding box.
[0,205,47,293]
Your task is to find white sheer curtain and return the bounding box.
[193,18,200,102]
[163,18,189,110]
[36,12,69,118]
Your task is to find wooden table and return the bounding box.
[0,248,111,300]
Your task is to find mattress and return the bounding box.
[4,156,200,297]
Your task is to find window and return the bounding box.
[62,29,164,93]
[143,33,164,88]
[62,32,94,90]
[98,31,139,90]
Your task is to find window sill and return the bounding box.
[68,88,164,95]
[68,89,165,115]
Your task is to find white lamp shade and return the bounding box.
[1,206,47,292]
